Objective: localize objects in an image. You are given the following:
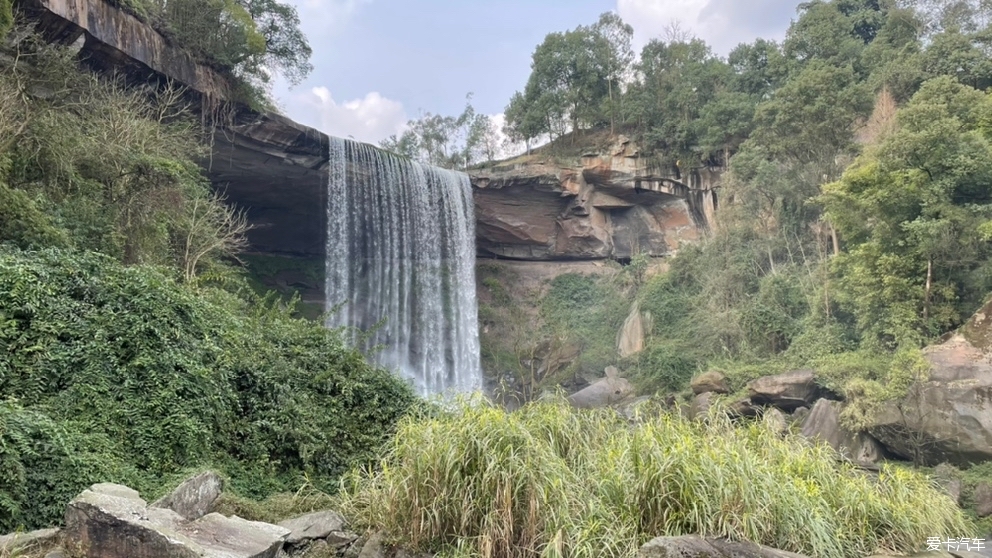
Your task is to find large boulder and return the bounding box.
[866,301,992,465]
[638,535,809,557]
[691,371,729,395]
[618,302,650,358]
[65,483,289,558]
[801,399,886,464]
[151,471,224,521]
[747,370,827,412]
[278,510,355,547]
[568,366,634,408]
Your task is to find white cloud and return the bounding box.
[618,0,795,55]
[294,87,408,144]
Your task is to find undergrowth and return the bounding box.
[0,247,416,531]
[339,397,970,558]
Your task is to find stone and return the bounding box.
[747,370,826,412]
[277,510,352,546]
[865,300,992,465]
[691,371,729,395]
[0,528,60,553]
[618,302,647,358]
[690,392,715,419]
[358,532,386,558]
[791,406,810,424]
[568,367,634,408]
[65,482,290,558]
[975,482,992,517]
[471,141,718,261]
[801,399,886,464]
[762,407,788,436]
[45,550,67,558]
[151,471,224,521]
[638,535,809,557]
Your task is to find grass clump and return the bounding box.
[340,398,971,558]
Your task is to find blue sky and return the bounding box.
[273,0,801,144]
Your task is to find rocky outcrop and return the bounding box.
[638,535,808,558]
[747,370,830,412]
[64,482,289,558]
[617,302,650,358]
[278,510,355,547]
[471,136,719,261]
[151,471,223,521]
[691,371,730,395]
[801,399,886,464]
[21,0,330,260]
[567,366,634,408]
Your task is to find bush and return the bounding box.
[0,247,417,529]
[340,398,972,558]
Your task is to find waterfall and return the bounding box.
[325,137,482,395]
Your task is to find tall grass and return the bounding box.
[339,397,970,558]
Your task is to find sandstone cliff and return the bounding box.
[471,135,719,261]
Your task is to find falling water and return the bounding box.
[325,137,482,395]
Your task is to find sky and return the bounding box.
[272,0,802,145]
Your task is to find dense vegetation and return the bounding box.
[0,35,416,531]
[340,398,970,558]
[475,0,992,433]
[0,248,415,531]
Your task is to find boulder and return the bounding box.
[747,370,826,412]
[278,510,355,546]
[691,371,729,395]
[801,399,886,464]
[975,482,992,518]
[689,392,715,420]
[151,471,224,520]
[866,306,992,465]
[618,302,648,358]
[0,528,60,554]
[638,535,809,557]
[65,483,289,558]
[763,407,788,436]
[568,366,634,408]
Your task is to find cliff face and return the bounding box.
[20,0,718,265]
[471,137,719,261]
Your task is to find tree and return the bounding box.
[504,21,614,144]
[820,77,992,346]
[591,12,634,134]
[237,0,313,85]
[626,38,731,163]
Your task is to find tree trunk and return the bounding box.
[609,80,615,136]
[924,257,933,322]
[830,223,840,257]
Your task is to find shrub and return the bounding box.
[0,247,417,529]
[340,398,971,558]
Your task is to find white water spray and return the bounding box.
[325,137,481,395]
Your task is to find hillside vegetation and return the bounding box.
[0,32,416,531]
[470,1,992,432]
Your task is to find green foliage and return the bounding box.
[0,40,247,278]
[340,398,972,558]
[380,94,497,169]
[104,0,311,98]
[0,248,416,530]
[541,274,629,377]
[822,77,992,346]
[0,0,11,39]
